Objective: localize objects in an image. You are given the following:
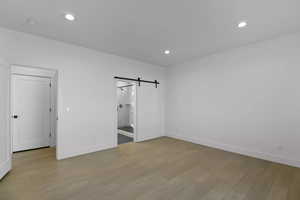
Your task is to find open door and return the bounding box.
[11,75,51,152]
[136,82,162,142]
[0,62,11,180]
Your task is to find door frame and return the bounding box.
[115,79,137,144]
[10,65,58,151]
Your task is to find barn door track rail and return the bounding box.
[114,76,160,88]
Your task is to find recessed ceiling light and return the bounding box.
[164,50,170,55]
[64,13,75,21]
[238,21,247,28]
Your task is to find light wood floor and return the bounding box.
[1,137,300,200]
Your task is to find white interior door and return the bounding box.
[136,83,162,142]
[0,62,11,180]
[12,75,51,152]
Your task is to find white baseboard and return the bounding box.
[0,159,11,180]
[57,144,117,160]
[136,135,163,142]
[167,133,300,168]
[118,130,134,138]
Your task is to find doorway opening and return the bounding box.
[10,65,58,158]
[116,80,136,145]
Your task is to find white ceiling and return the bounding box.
[0,0,300,67]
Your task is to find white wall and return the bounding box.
[0,27,165,159]
[166,32,300,167]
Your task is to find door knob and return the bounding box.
[12,115,18,119]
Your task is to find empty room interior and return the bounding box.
[1,1,300,200]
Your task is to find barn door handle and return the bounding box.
[12,115,18,119]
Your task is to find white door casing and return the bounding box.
[12,75,51,152]
[0,62,11,180]
[136,82,162,142]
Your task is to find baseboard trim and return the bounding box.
[0,159,11,180]
[57,144,117,160]
[136,135,163,143]
[167,133,300,168]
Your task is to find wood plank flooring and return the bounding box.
[0,137,300,200]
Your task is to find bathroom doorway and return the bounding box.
[116,81,136,145]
